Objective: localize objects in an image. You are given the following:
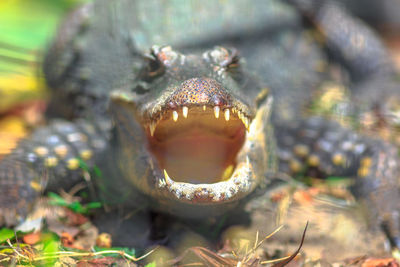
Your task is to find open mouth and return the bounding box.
[148,105,249,183]
[145,103,256,203]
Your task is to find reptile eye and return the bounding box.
[221,48,240,69]
[205,46,241,68]
[143,54,164,78]
[141,45,180,80]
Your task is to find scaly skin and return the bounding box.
[1,0,400,248]
[105,46,276,218]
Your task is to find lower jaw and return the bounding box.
[154,155,254,205]
[149,161,254,219]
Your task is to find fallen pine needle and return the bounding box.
[2,238,158,264]
[33,247,158,262]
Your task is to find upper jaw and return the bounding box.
[142,77,254,131]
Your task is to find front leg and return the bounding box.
[0,119,110,226]
[276,117,400,248]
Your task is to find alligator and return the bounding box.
[1,0,400,249]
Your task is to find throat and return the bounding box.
[146,108,247,184]
[151,131,240,183]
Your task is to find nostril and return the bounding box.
[211,94,227,107]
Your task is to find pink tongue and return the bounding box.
[155,128,243,184]
[148,110,246,184]
[162,133,234,183]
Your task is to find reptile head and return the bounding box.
[110,46,275,217]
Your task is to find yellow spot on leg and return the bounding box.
[44,157,58,167]
[293,144,309,157]
[307,154,320,167]
[67,158,80,170]
[358,166,370,178]
[332,153,346,166]
[54,145,68,158]
[289,159,302,173]
[34,146,48,157]
[80,149,92,160]
[358,157,372,178]
[360,157,372,168]
[30,181,42,192]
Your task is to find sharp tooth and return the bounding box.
[149,122,156,136]
[163,169,172,185]
[238,111,242,120]
[159,179,166,188]
[203,105,206,111]
[173,111,178,122]
[222,164,234,180]
[232,108,236,114]
[246,156,250,168]
[244,117,249,131]
[224,109,230,121]
[240,116,246,127]
[182,106,188,118]
[214,106,220,118]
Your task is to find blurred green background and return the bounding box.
[0,0,91,113]
[0,0,87,52]
[0,0,90,154]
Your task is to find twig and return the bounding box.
[7,239,29,260]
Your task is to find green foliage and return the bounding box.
[78,158,103,178]
[41,234,61,266]
[48,192,101,214]
[0,231,61,266]
[0,228,15,243]
[92,165,103,178]
[145,262,157,267]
